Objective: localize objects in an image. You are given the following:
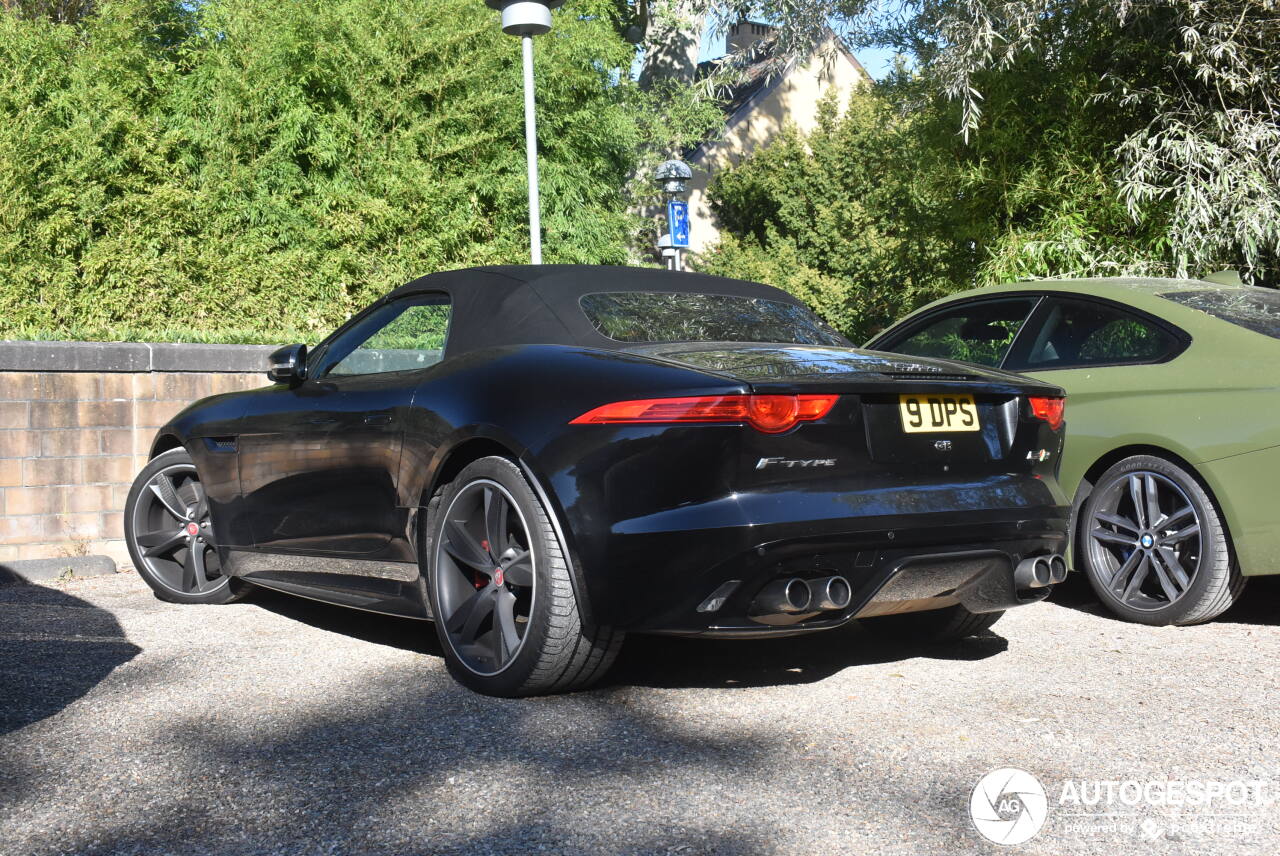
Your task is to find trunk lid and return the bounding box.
[626,343,1041,391]
[626,342,1063,479]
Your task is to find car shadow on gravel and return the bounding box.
[1047,568,1280,626]
[1043,571,1111,617]
[1219,574,1280,626]
[248,587,443,655]
[249,587,1008,691]
[0,570,141,736]
[609,624,1008,690]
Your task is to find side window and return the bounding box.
[1014,298,1176,370]
[880,298,1040,367]
[321,295,451,377]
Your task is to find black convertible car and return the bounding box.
[125,265,1071,696]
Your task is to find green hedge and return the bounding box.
[0,0,648,344]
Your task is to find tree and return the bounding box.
[0,0,663,341]
[699,1,1280,343]
[871,0,1280,283]
[0,0,94,24]
[622,1,878,91]
[700,92,970,340]
[698,51,1172,339]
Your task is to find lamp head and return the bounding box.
[485,0,565,36]
[655,159,693,194]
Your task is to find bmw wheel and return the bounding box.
[124,448,249,605]
[1081,455,1244,625]
[425,456,622,697]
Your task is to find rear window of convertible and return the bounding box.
[1158,288,1280,340]
[579,291,848,346]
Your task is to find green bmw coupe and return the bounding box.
[869,277,1280,625]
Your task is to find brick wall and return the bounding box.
[0,342,274,567]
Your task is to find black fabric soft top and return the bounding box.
[384,265,804,358]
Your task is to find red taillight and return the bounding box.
[570,394,839,434]
[1028,395,1065,431]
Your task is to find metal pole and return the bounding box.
[521,33,542,264]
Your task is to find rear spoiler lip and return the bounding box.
[623,342,1056,388]
[743,377,1065,398]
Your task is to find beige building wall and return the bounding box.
[0,342,273,569]
[0,369,265,567]
[686,40,869,255]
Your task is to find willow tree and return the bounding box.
[872,0,1280,283]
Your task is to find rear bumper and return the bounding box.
[1198,445,1280,576]
[579,504,1069,635]
[658,542,1060,638]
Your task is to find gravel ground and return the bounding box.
[1,570,1277,856]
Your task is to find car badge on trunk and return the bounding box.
[934,440,953,451]
[889,361,944,373]
[755,457,837,470]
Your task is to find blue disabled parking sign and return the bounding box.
[668,200,690,248]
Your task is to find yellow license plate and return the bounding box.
[898,394,980,433]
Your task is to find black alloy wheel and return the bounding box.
[124,448,248,605]
[433,477,536,675]
[1081,455,1243,625]
[425,457,622,697]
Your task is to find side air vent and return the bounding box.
[202,436,238,453]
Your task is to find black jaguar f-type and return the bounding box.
[125,265,1071,696]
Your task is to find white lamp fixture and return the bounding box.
[485,0,565,264]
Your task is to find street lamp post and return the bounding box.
[485,0,563,265]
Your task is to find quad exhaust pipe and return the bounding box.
[751,577,814,614]
[752,556,1063,620]
[1014,553,1068,592]
[750,575,852,617]
[809,575,852,611]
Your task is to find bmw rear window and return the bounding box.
[1158,289,1280,340]
[579,291,848,345]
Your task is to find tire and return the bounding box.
[123,447,250,605]
[424,456,622,697]
[1079,454,1244,625]
[860,605,1004,642]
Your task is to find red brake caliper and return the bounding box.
[474,539,492,589]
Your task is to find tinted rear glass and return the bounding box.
[580,292,848,346]
[881,297,1039,367]
[1158,289,1280,340]
[1018,298,1176,369]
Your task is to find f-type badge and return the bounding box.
[934,440,953,451]
[756,457,837,470]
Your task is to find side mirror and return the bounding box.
[267,344,308,384]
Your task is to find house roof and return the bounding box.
[696,40,780,118]
[691,32,867,160]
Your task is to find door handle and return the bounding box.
[363,411,393,426]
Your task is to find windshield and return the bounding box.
[1158,288,1280,340]
[579,291,849,346]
